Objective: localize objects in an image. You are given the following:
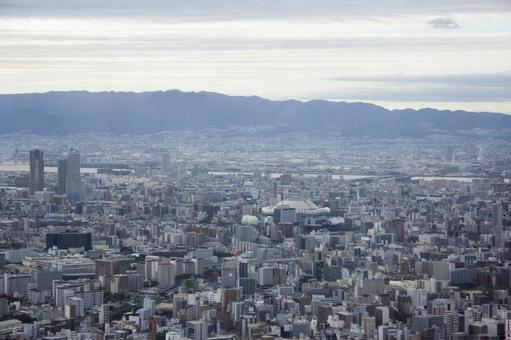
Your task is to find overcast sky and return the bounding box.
[1,0,511,113]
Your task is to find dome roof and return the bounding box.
[241,215,260,225]
[261,206,274,215]
[274,199,319,210]
[262,199,330,216]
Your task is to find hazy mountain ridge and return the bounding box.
[0,90,510,137]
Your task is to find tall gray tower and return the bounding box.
[162,153,170,174]
[57,158,67,195]
[65,148,81,199]
[493,202,504,247]
[29,149,44,195]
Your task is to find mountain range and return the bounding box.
[1,90,510,137]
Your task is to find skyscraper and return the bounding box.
[65,149,81,199]
[162,153,170,174]
[445,146,454,163]
[493,202,504,247]
[57,158,67,195]
[29,149,44,195]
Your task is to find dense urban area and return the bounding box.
[0,130,510,340]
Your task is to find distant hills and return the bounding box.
[0,90,510,137]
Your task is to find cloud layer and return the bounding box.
[428,18,461,29]
[1,0,510,113]
[2,0,510,20]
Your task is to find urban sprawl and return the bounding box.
[0,131,509,340]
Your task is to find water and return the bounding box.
[208,171,374,180]
[411,176,483,183]
[0,164,98,174]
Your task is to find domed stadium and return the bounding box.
[262,199,330,226]
[241,215,260,225]
[262,199,330,216]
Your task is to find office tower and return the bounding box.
[493,202,504,247]
[46,232,92,251]
[444,311,460,339]
[162,153,170,174]
[95,257,132,277]
[445,146,454,162]
[143,297,156,316]
[3,273,31,296]
[293,320,310,338]
[221,267,237,288]
[29,149,44,195]
[66,148,81,199]
[362,316,376,336]
[99,304,110,325]
[65,297,85,319]
[0,298,8,318]
[257,266,279,286]
[144,256,160,282]
[231,301,243,322]
[31,270,64,290]
[57,158,67,194]
[186,320,208,340]
[239,262,248,278]
[493,203,504,229]
[375,306,390,326]
[220,288,240,312]
[137,298,155,331]
[239,277,256,296]
[157,260,176,288]
[477,146,485,161]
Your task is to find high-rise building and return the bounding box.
[362,316,376,336]
[57,158,67,194]
[292,320,310,338]
[162,153,170,174]
[239,262,248,278]
[239,277,256,296]
[445,146,454,162]
[29,149,44,195]
[46,232,92,251]
[95,257,132,277]
[65,149,81,199]
[494,202,504,248]
[493,202,504,229]
[221,267,237,288]
[157,260,176,288]
[186,320,208,340]
[0,298,8,318]
[137,297,155,331]
[231,301,243,322]
[65,297,85,319]
[99,304,111,325]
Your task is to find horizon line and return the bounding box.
[0,88,507,115]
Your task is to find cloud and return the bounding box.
[0,0,510,113]
[329,72,511,87]
[428,17,461,29]
[317,85,511,103]
[0,0,510,21]
[326,72,511,102]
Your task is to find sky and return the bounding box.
[1,0,511,113]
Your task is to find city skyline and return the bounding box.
[0,131,509,339]
[0,2,511,339]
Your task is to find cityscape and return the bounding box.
[1,1,511,339]
[0,130,509,339]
